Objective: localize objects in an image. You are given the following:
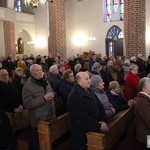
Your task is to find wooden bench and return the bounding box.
[86,107,135,150]
[6,109,30,132]
[6,110,31,150]
[38,112,70,150]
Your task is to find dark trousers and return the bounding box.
[31,127,40,150]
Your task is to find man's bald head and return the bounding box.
[75,72,91,89]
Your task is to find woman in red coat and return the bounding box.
[124,65,140,100]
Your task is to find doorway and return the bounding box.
[105,25,123,58]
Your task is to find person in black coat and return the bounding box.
[11,67,24,106]
[74,54,85,68]
[67,72,109,150]
[0,109,16,150]
[59,70,74,114]
[107,81,135,113]
[0,69,23,113]
[100,61,114,89]
[46,65,61,95]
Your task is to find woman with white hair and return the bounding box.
[91,62,102,75]
[74,63,82,76]
[135,77,150,149]
[124,65,140,100]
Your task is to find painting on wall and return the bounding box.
[17,37,24,54]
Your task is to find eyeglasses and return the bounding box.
[0,74,9,77]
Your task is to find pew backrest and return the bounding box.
[6,109,30,132]
[38,112,70,150]
[86,107,135,150]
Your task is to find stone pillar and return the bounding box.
[124,0,145,57]
[48,0,66,59]
[0,0,6,7]
[3,21,16,58]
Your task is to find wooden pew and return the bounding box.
[86,107,135,150]
[6,109,30,132]
[38,112,70,150]
[13,109,30,131]
[6,110,31,150]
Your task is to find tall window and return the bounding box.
[120,0,124,21]
[14,0,21,12]
[105,0,124,22]
[106,0,112,22]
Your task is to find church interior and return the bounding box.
[0,0,150,150]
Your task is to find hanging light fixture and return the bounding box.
[24,0,47,8]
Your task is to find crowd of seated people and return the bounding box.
[0,52,150,149]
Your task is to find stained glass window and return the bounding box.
[113,0,118,13]
[107,25,123,39]
[106,0,112,22]
[120,0,124,21]
[105,0,124,22]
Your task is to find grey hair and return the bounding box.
[74,64,82,72]
[15,67,23,74]
[49,65,58,72]
[124,59,130,65]
[109,81,119,90]
[129,64,138,71]
[130,56,136,61]
[92,62,101,71]
[147,73,150,78]
[138,77,150,91]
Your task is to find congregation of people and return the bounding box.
[0,52,150,150]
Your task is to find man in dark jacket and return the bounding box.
[67,72,108,150]
[59,70,74,114]
[107,81,135,113]
[0,69,23,113]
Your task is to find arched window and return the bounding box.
[105,0,124,22]
[105,25,123,57]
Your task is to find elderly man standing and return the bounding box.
[22,64,56,150]
[67,72,108,150]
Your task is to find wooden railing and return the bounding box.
[6,109,30,132]
[38,112,70,150]
[86,107,135,150]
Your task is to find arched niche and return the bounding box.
[16,29,33,55]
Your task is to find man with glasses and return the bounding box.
[0,69,23,113]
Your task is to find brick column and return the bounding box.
[3,21,16,58]
[48,0,66,59]
[0,0,6,7]
[124,0,145,57]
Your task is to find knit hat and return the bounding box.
[90,75,103,87]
